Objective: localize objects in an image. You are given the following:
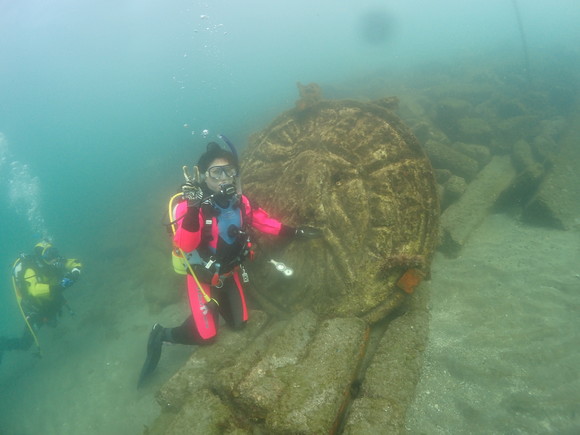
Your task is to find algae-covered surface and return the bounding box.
[242,99,439,323]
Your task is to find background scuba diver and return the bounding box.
[0,241,82,364]
[138,140,322,387]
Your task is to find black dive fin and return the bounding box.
[137,324,164,388]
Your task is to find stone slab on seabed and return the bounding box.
[440,155,516,257]
[524,113,580,230]
[264,316,368,433]
[149,310,369,434]
[342,288,430,435]
[154,310,271,413]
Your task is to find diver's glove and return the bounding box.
[60,269,80,288]
[60,277,74,288]
[181,181,204,207]
[295,226,324,240]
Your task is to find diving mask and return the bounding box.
[206,164,238,181]
[41,246,60,265]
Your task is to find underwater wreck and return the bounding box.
[146,84,440,434]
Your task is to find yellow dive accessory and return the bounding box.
[168,183,218,308]
[11,258,42,356]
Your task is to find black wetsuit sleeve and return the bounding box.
[278,224,296,238]
[182,206,200,232]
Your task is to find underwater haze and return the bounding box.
[1,0,579,434]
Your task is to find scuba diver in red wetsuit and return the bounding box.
[138,138,322,387]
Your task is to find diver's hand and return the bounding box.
[60,277,74,288]
[295,226,324,239]
[182,181,203,207]
[60,270,79,289]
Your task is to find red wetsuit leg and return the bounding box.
[186,274,218,341]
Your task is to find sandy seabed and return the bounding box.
[406,213,580,434]
[0,263,195,435]
[1,212,579,434]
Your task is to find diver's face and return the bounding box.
[204,157,237,193]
